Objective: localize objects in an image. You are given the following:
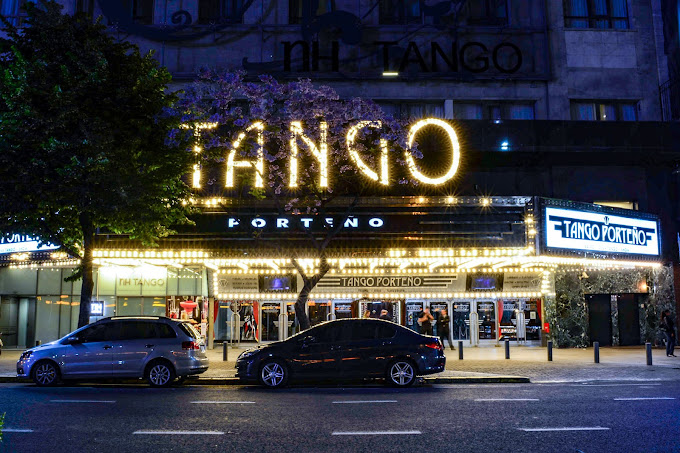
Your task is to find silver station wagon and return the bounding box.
[17,316,209,387]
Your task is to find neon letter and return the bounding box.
[405,118,460,185]
[227,122,265,188]
[289,121,328,188]
[346,121,389,185]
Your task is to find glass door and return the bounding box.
[333,301,354,319]
[308,300,331,326]
[260,302,281,342]
[452,302,470,341]
[499,300,519,341]
[404,301,424,332]
[430,302,449,337]
[286,302,299,338]
[476,301,497,341]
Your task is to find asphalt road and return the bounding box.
[0,381,678,453]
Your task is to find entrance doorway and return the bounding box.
[477,301,497,341]
[261,302,281,342]
[587,294,612,346]
[452,302,471,341]
[308,300,331,326]
[617,294,642,346]
[333,301,354,320]
[404,301,424,332]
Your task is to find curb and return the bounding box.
[0,375,530,385]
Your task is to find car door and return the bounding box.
[342,321,397,378]
[111,321,158,377]
[290,322,347,378]
[60,323,117,378]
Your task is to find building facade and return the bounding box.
[0,0,678,349]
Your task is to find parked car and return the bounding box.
[236,318,446,388]
[17,316,209,387]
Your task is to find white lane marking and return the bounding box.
[134,430,224,435]
[572,383,662,387]
[332,400,398,404]
[190,401,255,404]
[475,398,539,402]
[50,400,116,403]
[332,431,421,436]
[3,429,34,433]
[614,397,676,401]
[519,427,610,432]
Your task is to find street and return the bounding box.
[1,381,678,452]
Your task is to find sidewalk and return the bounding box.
[1,343,679,384]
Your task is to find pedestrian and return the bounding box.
[437,308,454,350]
[363,309,371,319]
[418,307,434,336]
[379,309,391,321]
[661,309,676,357]
[0,332,3,356]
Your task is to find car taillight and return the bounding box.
[424,341,443,351]
[182,341,200,350]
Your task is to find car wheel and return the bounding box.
[259,360,288,388]
[386,360,416,387]
[146,360,176,387]
[33,360,60,387]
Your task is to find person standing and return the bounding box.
[662,309,676,357]
[437,308,454,350]
[379,309,391,321]
[419,307,434,336]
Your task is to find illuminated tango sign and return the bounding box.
[545,207,660,256]
[0,235,58,255]
[192,118,461,190]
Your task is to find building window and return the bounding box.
[289,0,334,24]
[379,0,421,25]
[570,101,638,121]
[452,102,535,120]
[463,0,508,26]
[198,0,244,24]
[1,0,33,26]
[376,101,445,120]
[132,0,153,24]
[564,0,629,29]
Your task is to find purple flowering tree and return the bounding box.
[179,71,414,330]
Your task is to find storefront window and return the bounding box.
[452,302,470,340]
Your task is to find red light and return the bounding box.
[182,341,200,350]
[424,341,443,350]
[543,322,550,333]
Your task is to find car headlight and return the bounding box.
[238,349,261,360]
[19,351,33,360]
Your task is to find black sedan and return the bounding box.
[235,318,446,388]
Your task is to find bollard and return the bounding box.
[222,341,228,361]
[646,342,652,366]
[35,340,41,346]
[594,341,600,363]
[547,340,553,361]
[505,339,510,359]
[458,341,463,360]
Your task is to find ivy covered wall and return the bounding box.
[545,265,675,348]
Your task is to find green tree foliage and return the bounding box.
[0,1,194,327]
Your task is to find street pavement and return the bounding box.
[0,381,679,452]
[1,343,679,383]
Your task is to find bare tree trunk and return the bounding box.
[293,256,331,331]
[77,213,94,328]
